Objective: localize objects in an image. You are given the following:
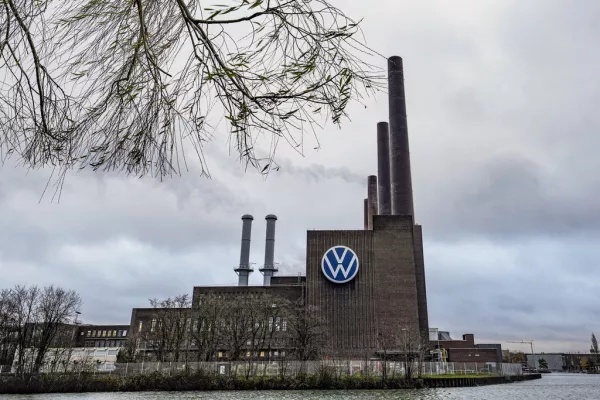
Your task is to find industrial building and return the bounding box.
[0,56,501,369]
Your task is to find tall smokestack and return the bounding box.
[377,121,392,215]
[388,56,414,217]
[363,199,368,230]
[367,175,378,230]
[259,215,278,286]
[234,214,254,286]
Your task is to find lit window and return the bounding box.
[246,351,251,357]
[151,319,157,332]
[113,330,117,337]
[87,331,91,337]
[282,318,287,331]
[138,321,143,332]
[260,351,265,357]
[123,330,128,337]
[218,352,223,358]
[275,317,280,331]
[92,330,96,337]
[102,330,107,337]
[274,351,279,356]
[107,331,112,337]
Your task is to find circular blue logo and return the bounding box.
[321,246,359,284]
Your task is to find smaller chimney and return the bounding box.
[377,122,392,215]
[234,215,254,286]
[259,215,278,286]
[367,176,378,230]
[363,198,368,230]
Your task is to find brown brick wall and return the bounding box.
[306,215,421,356]
[447,347,500,363]
[413,224,429,334]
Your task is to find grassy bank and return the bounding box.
[0,372,541,394]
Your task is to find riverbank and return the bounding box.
[0,372,542,394]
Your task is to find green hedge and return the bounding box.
[0,372,425,394]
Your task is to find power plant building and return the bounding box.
[173,55,428,358]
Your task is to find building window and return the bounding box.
[193,320,198,332]
[95,341,101,347]
[107,330,112,337]
[260,351,265,357]
[275,317,281,331]
[268,317,273,331]
[274,351,279,357]
[247,340,252,346]
[87,330,91,337]
[118,330,122,337]
[218,352,223,358]
[246,351,251,357]
[123,330,128,337]
[282,318,287,331]
[113,330,117,337]
[138,321,143,332]
[92,330,96,337]
[151,319,157,332]
[102,330,107,337]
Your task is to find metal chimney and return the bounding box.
[363,198,368,230]
[377,121,392,215]
[234,214,254,286]
[259,215,278,286]
[388,56,414,217]
[367,175,378,230]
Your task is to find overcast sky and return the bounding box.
[2,0,599,354]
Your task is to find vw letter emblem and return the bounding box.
[321,246,359,284]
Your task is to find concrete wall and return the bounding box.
[527,354,565,371]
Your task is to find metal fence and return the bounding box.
[2,360,522,377]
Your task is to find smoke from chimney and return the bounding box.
[388,56,414,217]
[234,214,254,286]
[367,175,378,230]
[260,215,278,286]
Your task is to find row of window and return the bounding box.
[86,329,128,338]
[84,340,127,348]
[216,350,286,358]
[139,318,288,333]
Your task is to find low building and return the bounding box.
[430,332,503,364]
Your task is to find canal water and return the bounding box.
[0,373,597,399]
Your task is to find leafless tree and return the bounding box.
[139,294,191,362]
[1,0,383,182]
[285,302,327,373]
[30,286,82,373]
[191,293,224,362]
[1,285,81,375]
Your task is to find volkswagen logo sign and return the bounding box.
[321,246,359,284]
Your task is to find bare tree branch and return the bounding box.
[0,0,383,180]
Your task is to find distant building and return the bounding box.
[431,332,503,364]
[526,353,565,371]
